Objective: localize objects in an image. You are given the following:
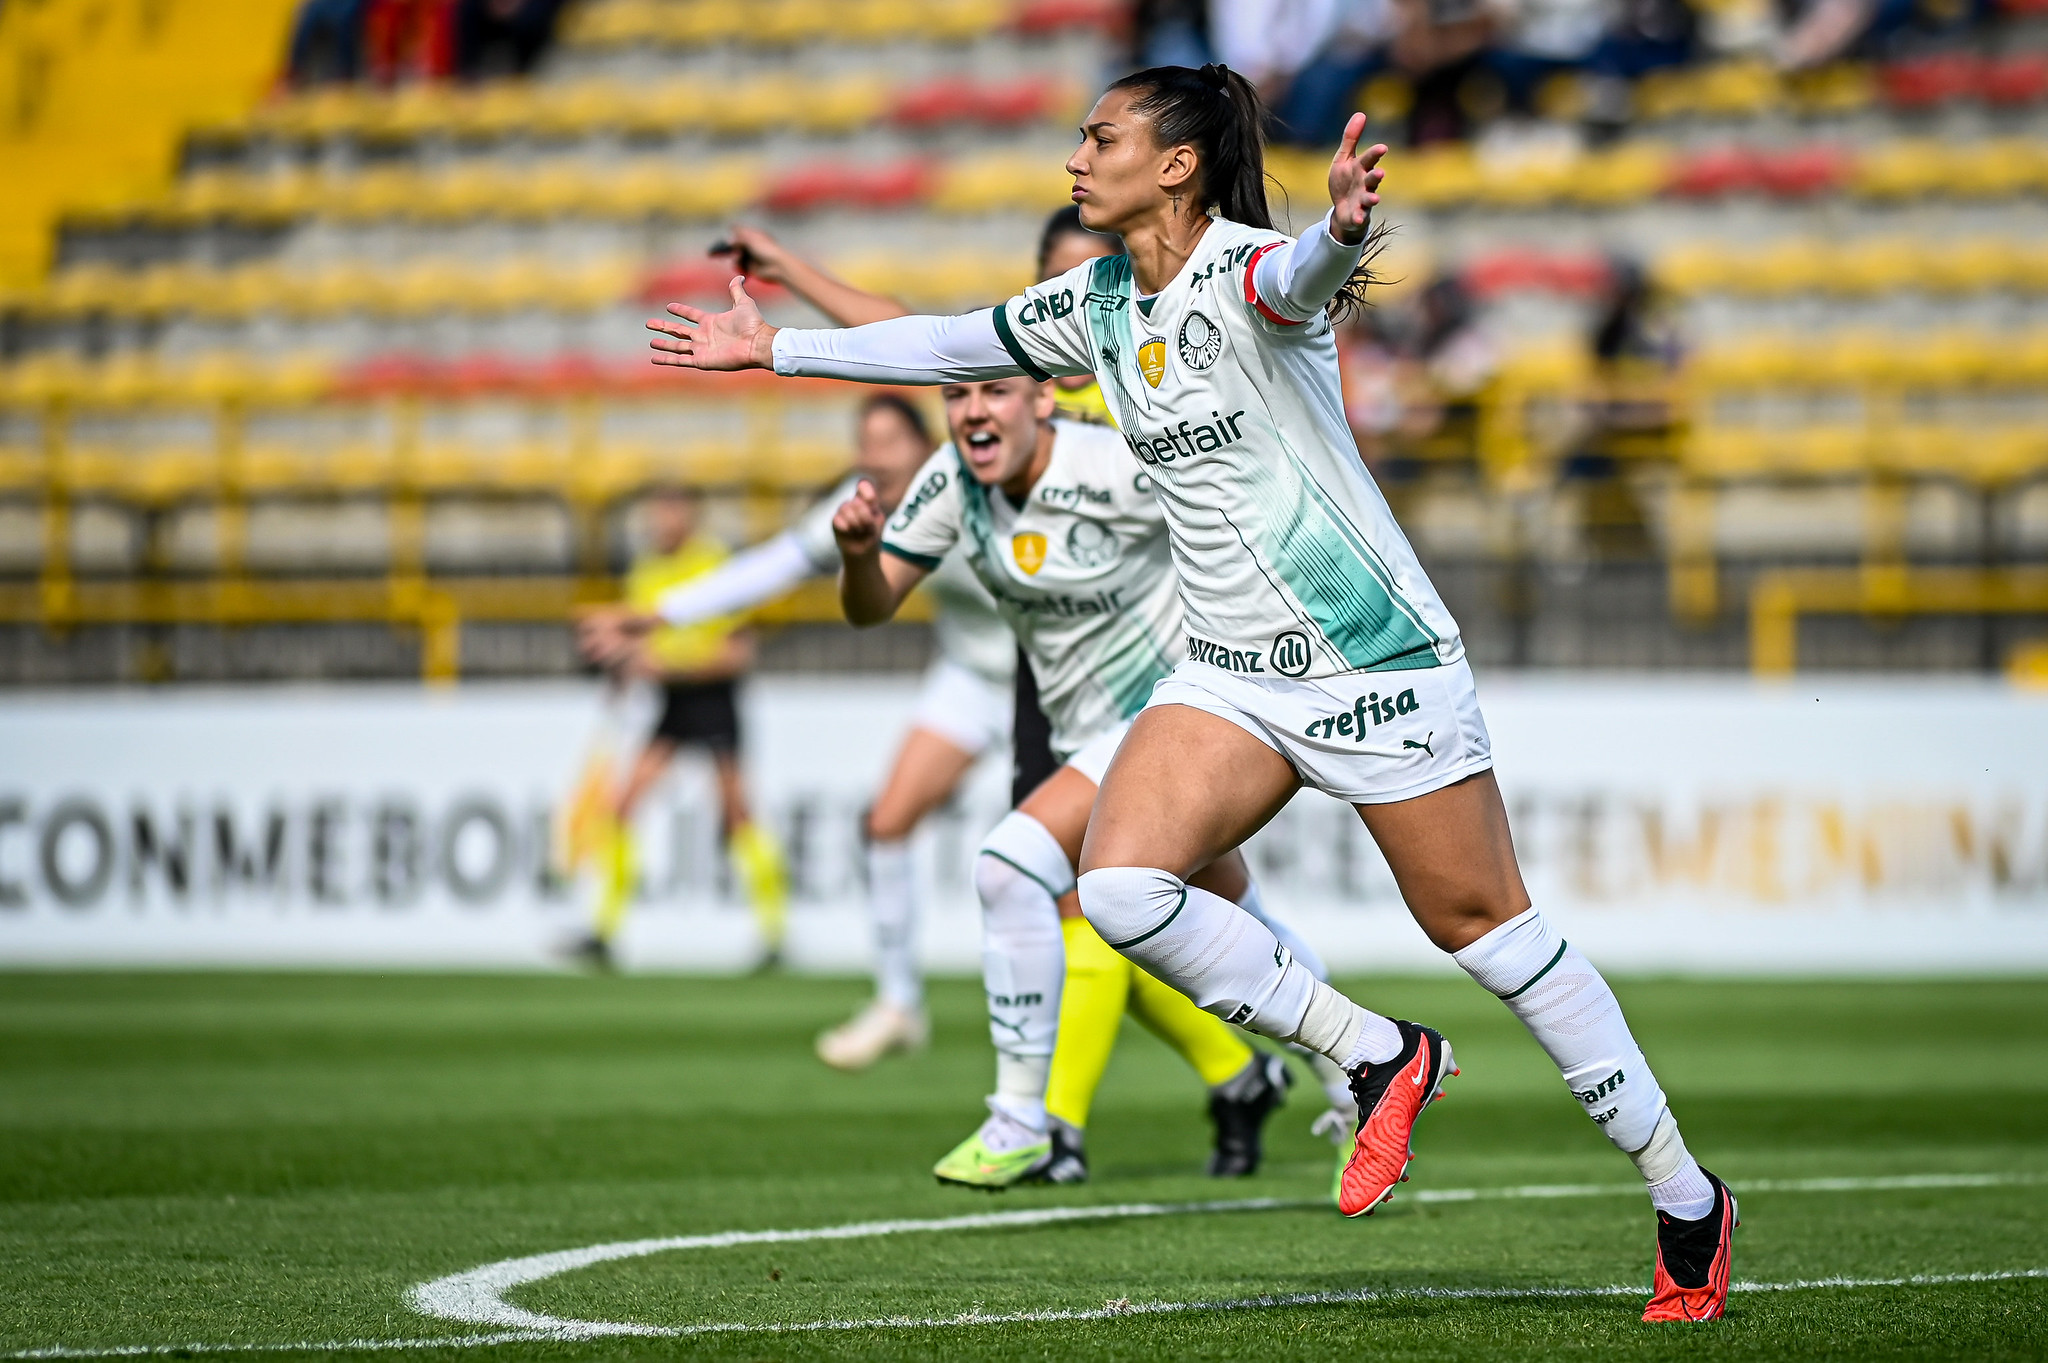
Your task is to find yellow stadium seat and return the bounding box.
[1943,140,2044,200]
[1925,238,2022,294]
[532,81,630,138]
[1650,242,1731,298]
[1850,140,1928,200]
[704,76,804,137]
[324,167,426,221]
[1828,238,1917,296]
[931,155,1071,214]
[752,0,839,45]
[1744,238,1832,296]
[1569,142,1671,207]
[1785,62,1874,114]
[920,0,1006,41]
[791,77,890,134]
[1396,147,1481,209]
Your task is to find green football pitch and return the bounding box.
[3,972,2044,1361]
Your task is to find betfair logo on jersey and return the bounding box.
[1123,410,1248,466]
[1016,289,1074,327]
[1012,532,1047,575]
[1303,687,1422,742]
[1138,339,1166,387]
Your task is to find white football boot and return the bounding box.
[815,999,930,1071]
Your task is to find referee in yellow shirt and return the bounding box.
[580,484,788,970]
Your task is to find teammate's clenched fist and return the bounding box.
[832,479,885,557]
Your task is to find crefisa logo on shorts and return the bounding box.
[1270,631,1311,677]
[1304,687,1422,742]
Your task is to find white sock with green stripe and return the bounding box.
[1453,908,1714,1218]
[972,812,1073,1134]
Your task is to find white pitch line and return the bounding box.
[11,1170,2044,1360]
[13,1270,2048,1359]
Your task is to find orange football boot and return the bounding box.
[1337,1020,1456,1217]
[1643,1170,1738,1322]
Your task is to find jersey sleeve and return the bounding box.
[990,259,1100,382]
[1243,214,1364,327]
[879,446,966,571]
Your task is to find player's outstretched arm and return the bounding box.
[834,480,926,626]
[650,284,1026,385]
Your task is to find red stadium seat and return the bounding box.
[1667,146,1754,197]
[890,76,1056,128]
[335,352,442,397]
[1012,0,1128,35]
[1754,145,1851,197]
[760,160,933,213]
[1984,54,2048,106]
[443,353,525,396]
[635,260,789,304]
[890,78,983,128]
[1880,53,1980,109]
[1461,249,1611,300]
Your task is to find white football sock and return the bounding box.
[1077,866,1401,1065]
[1453,908,1712,1216]
[973,813,1070,1120]
[1236,875,1327,981]
[866,839,921,1010]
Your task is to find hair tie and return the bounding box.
[1199,62,1230,90]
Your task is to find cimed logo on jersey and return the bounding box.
[1012,532,1048,575]
[1138,340,1166,388]
[1178,310,1222,371]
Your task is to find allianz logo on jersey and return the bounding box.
[1124,410,1248,466]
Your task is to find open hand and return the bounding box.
[647,277,776,371]
[1328,113,1388,247]
[832,479,885,558]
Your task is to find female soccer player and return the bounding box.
[829,373,1304,1188]
[645,64,1736,1323]
[732,211,1335,1182]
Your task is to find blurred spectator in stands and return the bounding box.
[1272,0,1401,144]
[288,0,370,84]
[1389,0,1496,143]
[455,0,565,79]
[1131,0,1213,67]
[364,0,456,83]
[1336,275,1497,468]
[1210,0,1345,103]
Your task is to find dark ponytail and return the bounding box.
[1109,62,1274,230]
[1107,62,1389,320]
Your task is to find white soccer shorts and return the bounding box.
[909,657,1012,757]
[1060,719,1132,788]
[1144,657,1494,805]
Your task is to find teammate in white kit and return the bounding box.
[581,388,1013,1070]
[832,380,1318,1188]
[646,64,1737,1323]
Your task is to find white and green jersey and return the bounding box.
[989,217,1462,681]
[880,419,1180,757]
[794,475,1015,685]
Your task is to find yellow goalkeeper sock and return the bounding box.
[1130,963,1254,1088]
[592,820,635,945]
[1045,916,1132,1132]
[729,821,789,952]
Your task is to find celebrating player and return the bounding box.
[830,376,1315,1188]
[646,63,1735,1322]
[580,390,1010,1067]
